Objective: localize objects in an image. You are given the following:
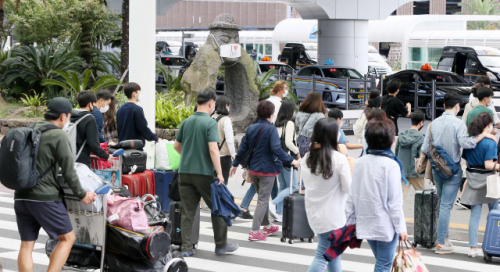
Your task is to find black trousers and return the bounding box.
[220,156,232,185]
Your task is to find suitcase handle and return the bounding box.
[129,152,143,157]
[289,166,299,196]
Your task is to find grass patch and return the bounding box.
[0,101,43,120]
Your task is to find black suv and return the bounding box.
[381,70,471,119]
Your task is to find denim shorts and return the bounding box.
[15,200,73,241]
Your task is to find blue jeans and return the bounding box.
[432,168,462,244]
[367,233,399,272]
[469,201,499,247]
[240,178,278,209]
[272,168,297,214]
[307,232,342,272]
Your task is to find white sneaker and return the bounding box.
[269,203,279,219]
[468,248,481,258]
[274,214,283,223]
[445,238,453,248]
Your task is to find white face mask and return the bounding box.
[284,89,289,97]
[137,93,143,102]
[219,44,241,58]
[62,115,70,131]
[100,105,109,113]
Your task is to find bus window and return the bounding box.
[265,44,272,56]
[245,44,254,54]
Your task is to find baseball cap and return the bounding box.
[46,97,73,115]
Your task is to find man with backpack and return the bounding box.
[381,78,411,135]
[421,92,496,254]
[71,91,112,167]
[12,97,96,272]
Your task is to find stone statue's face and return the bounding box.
[212,29,240,65]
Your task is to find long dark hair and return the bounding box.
[306,118,338,179]
[275,99,295,127]
[468,112,493,137]
[103,96,117,132]
[298,91,326,114]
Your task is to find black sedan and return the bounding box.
[381,70,471,119]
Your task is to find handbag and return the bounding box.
[155,140,181,171]
[414,151,428,175]
[486,161,500,199]
[392,241,429,272]
[427,123,460,180]
[106,195,150,232]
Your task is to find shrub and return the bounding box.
[20,91,47,116]
[156,91,194,129]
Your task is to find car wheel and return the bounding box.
[323,92,333,105]
[425,100,433,120]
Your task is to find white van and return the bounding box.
[368,45,393,75]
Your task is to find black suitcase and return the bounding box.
[45,239,101,268]
[169,201,200,248]
[106,251,188,272]
[413,188,439,249]
[121,149,147,174]
[281,167,315,244]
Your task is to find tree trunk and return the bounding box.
[80,22,93,69]
[0,1,5,39]
[120,0,129,83]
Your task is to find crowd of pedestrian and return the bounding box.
[9,74,500,272]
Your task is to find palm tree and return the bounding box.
[41,69,122,96]
[0,45,84,94]
[459,0,500,29]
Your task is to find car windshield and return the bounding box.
[305,51,317,61]
[419,73,465,83]
[322,68,363,79]
[368,53,385,63]
[478,56,500,68]
[169,47,180,55]
[161,57,186,66]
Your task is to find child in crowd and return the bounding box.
[395,110,426,201]
[328,108,362,150]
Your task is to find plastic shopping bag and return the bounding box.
[155,140,180,170]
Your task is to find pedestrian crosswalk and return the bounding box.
[0,191,499,272]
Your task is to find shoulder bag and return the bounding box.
[486,161,500,199]
[215,115,227,150]
[427,123,460,180]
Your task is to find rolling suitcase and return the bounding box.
[281,167,315,244]
[413,188,439,249]
[482,210,500,263]
[122,170,155,197]
[169,201,200,249]
[151,169,175,212]
[46,239,101,268]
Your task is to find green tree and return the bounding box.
[6,0,76,46]
[0,45,84,95]
[41,68,122,96]
[71,0,120,68]
[459,0,500,29]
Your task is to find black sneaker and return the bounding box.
[239,210,253,219]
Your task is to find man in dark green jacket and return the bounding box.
[395,110,425,201]
[14,97,96,272]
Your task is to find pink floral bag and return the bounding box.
[106,194,149,232]
[392,241,429,272]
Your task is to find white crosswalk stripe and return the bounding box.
[0,192,499,272]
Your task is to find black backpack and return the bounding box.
[0,123,59,190]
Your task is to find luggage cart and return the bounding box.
[59,194,108,271]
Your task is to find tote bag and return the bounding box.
[486,162,500,199]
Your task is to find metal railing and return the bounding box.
[412,79,473,120]
[288,73,383,110]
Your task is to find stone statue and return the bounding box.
[181,13,259,131]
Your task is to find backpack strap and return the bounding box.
[215,115,227,151]
[32,122,62,181]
